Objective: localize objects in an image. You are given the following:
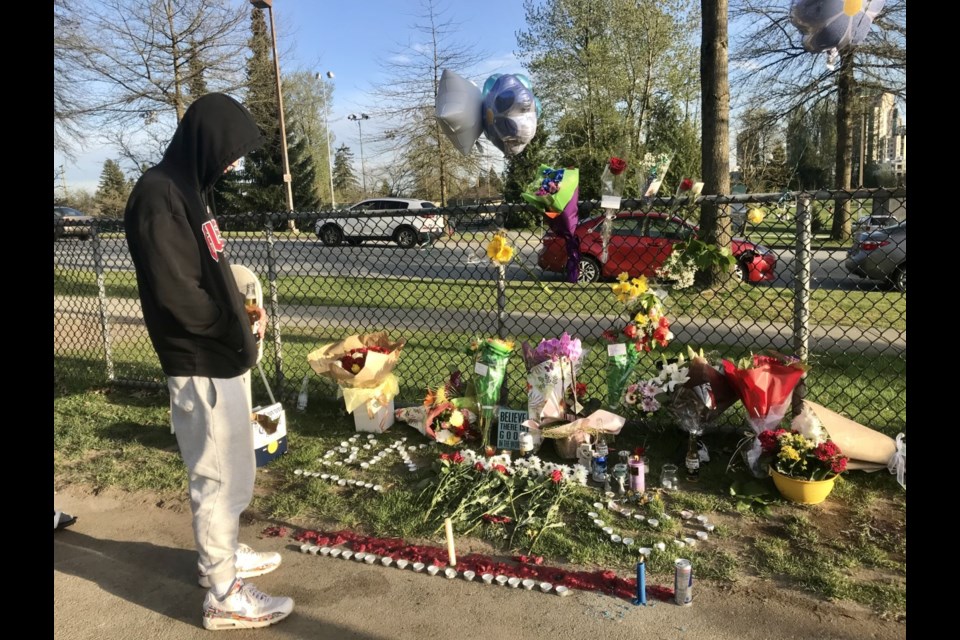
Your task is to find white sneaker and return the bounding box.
[198,544,282,588]
[202,578,294,630]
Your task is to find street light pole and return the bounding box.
[347,113,370,196]
[317,71,336,210]
[250,0,296,231]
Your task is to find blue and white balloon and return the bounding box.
[481,74,538,156]
[789,0,885,53]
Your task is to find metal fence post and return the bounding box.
[496,264,506,339]
[90,223,115,381]
[264,223,285,393]
[792,196,811,416]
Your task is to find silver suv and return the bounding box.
[844,220,906,292]
[315,198,446,248]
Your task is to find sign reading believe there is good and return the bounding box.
[496,408,529,450]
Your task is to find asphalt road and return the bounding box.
[55,234,881,292]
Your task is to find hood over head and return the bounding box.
[161,93,265,191]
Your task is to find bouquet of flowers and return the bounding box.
[722,351,807,475]
[395,380,479,446]
[757,426,849,482]
[467,336,515,448]
[638,152,673,199]
[521,165,581,283]
[623,355,691,423]
[521,333,585,422]
[602,273,672,409]
[307,332,406,431]
[600,156,629,262]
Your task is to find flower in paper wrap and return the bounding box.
[307,332,405,420]
[521,165,581,283]
[668,178,704,216]
[521,333,585,422]
[722,352,808,476]
[537,410,626,460]
[470,338,515,447]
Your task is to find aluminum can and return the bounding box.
[674,559,693,606]
[592,454,607,483]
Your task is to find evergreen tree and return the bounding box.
[333,144,360,201]
[186,40,208,98]
[94,159,130,219]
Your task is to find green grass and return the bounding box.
[54,267,907,331]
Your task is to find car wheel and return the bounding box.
[318,224,343,246]
[892,265,906,293]
[577,257,601,284]
[395,226,418,248]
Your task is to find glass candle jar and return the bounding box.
[660,464,679,490]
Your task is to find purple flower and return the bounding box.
[641,397,660,413]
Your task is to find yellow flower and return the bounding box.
[435,386,448,406]
[486,233,514,264]
[747,208,765,225]
[778,446,801,462]
[350,364,361,374]
[630,276,648,294]
[617,272,630,283]
[486,234,504,261]
[448,410,464,427]
[496,245,514,263]
[633,312,649,326]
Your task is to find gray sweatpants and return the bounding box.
[168,373,253,589]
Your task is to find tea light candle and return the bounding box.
[539,582,553,593]
[683,537,697,547]
[319,546,332,556]
[320,473,330,480]
[611,534,622,543]
[341,551,353,560]
[634,514,646,522]
[696,531,709,541]
[427,565,440,576]
[329,548,342,558]
[522,579,536,590]
[462,570,476,582]
[602,526,614,535]
[374,485,385,492]
[396,559,409,570]
[444,568,458,579]
[638,547,652,556]
[622,537,634,547]
[593,519,605,527]
[294,469,304,476]
[587,512,599,519]
[680,510,694,519]
[308,545,320,555]
[696,515,709,525]
[363,444,372,450]
[674,540,686,548]
[481,573,494,585]
[555,586,571,597]
[412,562,425,572]
[299,544,311,553]
[381,557,393,567]
[337,479,347,486]
[704,523,716,532]
[364,555,377,564]
[495,575,509,586]
[647,518,659,528]
[593,502,604,510]
[654,542,667,552]
[508,577,522,589]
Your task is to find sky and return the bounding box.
[54,0,529,194]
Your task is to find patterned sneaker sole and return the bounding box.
[202,609,292,631]
[198,562,281,588]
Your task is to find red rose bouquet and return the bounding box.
[600,156,629,262]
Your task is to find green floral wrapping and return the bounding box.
[605,344,641,409]
[473,339,514,447]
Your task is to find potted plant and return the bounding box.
[757,427,849,505]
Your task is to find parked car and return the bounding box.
[538,211,777,284]
[54,206,94,241]
[314,198,446,248]
[844,220,906,292]
[853,214,899,239]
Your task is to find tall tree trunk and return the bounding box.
[831,50,854,242]
[697,0,733,288]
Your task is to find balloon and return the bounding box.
[481,74,538,156]
[435,69,483,157]
[534,96,543,119]
[789,0,885,53]
[514,73,533,91]
[481,74,502,98]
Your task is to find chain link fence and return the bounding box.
[53,188,906,435]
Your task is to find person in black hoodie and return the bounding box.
[125,93,293,631]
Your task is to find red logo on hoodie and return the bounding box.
[201,220,226,261]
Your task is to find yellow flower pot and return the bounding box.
[770,469,836,505]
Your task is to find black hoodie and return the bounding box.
[125,93,265,378]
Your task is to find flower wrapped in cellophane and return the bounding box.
[599,156,628,262]
[722,352,808,475]
[467,337,515,448]
[638,151,673,199]
[307,331,406,431]
[668,177,704,215]
[602,273,672,409]
[395,379,479,446]
[521,165,581,283]
[521,333,585,423]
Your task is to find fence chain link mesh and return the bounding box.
[53,189,906,434]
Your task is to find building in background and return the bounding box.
[854,92,906,187]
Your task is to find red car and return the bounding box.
[538,211,777,284]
